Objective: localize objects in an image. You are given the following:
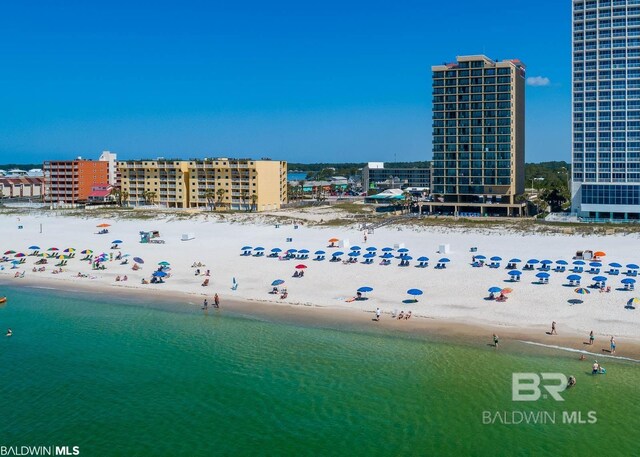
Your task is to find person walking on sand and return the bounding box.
[589,330,595,345]
[375,307,381,321]
[493,334,499,349]
[610,336,616,354]
[551,321,557,335]
[214,293,220,309]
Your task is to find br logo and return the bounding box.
[512,373,567,401]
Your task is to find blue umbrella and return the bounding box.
[332,251,344,257]
[540,260,553,265]
[382,247,394,252]
[398,248,409,253]
[626,263,639,269]
[348,252,360,257]
[536,272,550,278]
[593,276,608,282]
[609,262,622,268]
[567,274,582,281]
[351,246,362,251]
[556,260,568,265]
[366,247,377,252]
[363,253,376,259]
[475,255,486,260]
[381,253,394,259]
[298,249,309,254]
[439,258,450,263]
[527,259,539,264]
[417,256,430,262]
[488,286,502,293]
[622,278,636,284]
[254,247,265,251]
[28,245,40,250]
[590,262,602,267]
[401,255,413,261]
[490,256,502,261]
[314,250,325,255]
[358,286,373,293]
[152,271,167,277]
[133,257,144,264]
[241,246,252,251]
[573,260,585,265]
[10,260,19,264]
[271,279,285,286]
[271,248,282,253]
[111,240,123,244]
[509,258,521,263]
[407,288,423,296]
[508,270,522,276]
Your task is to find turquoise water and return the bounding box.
[0,286,638,456]
[287,172,308,181]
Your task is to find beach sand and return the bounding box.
[1,212,639,357]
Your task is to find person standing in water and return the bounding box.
[214,293,220,308]
[589,330,595,345]
[203,299,208,310]
[493,334,499,349]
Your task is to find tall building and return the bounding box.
[572,0,640,221]
[118,158,287,211]
[362,162,431,192]
[43,159,109,204]
[430,55,527,217]
[98,150,119,186]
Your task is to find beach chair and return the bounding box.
[574,266,583,273]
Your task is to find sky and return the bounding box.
[0,0,571,164]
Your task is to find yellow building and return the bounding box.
[117,158,287,211]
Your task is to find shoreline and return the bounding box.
[5,275,640,362]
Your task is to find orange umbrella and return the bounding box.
[328,238,339,243]
[501,288,513,294]
[594,251,606,257]
[96,223,111,228]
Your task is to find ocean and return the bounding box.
[0,285,638,456]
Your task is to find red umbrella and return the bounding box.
[295,264,307,269]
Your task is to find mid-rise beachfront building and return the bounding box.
[117,158,287,211]
[362,162,431,193]
[43,158,109,204]
[429,55,527,217]
[572,0,640,221]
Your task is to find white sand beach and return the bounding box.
[1,212,640,344]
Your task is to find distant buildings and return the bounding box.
[362,162,430,193]
[0,176,44,199]
[571,0,640,221]
[429,55,527,216]
[43,158,110,204]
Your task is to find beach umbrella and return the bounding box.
[48,247,59,252]
[332,251,344,257]
[556,260,568,265]
[58,255,69,260]
[351,246,362,251]
[475,255,486,260]
[439,258,450,263]
[298,249,309,254]
[3,250,15,255]
[96,223,111,228]
[627,298,640,307]
[271,279,285,286]
[241,246,252,251]
[536,272,550,279]
[81,249,93,254]
[407,288,423,296]
[626,263,639,270]
[348,252,360,257]
[501,288,513,294]
[381,247,394,252]
[508,270,522,276]
[158,261,170,266]
[271,248,282,253]
[357,286,373,293]
[567,274,582,281]
[509,258,521,263]
[254,247,265,251]
[363,253,376,259]
[295,264,307,269]
[573,260,585,265]
[381,253,394,259]
[575,288,590,295]
[527,259,539,264]
[133,257,144,264]
[10,260,19,264]
[488,286,502,293]
[314,250,325,255]
[589,262,602,267]
[111,240,123,244]
[63,248,75,253]
[417,256,429,262]
[398,248,409,253]
[287,249,298,254]
[609,262,622,268]
[401,255,413,261]
[152,271,167,277]
[541,260,553,265]
[594,251,606,257]
[328,238,339,243]
[28,245,40,250]
[593,276,608,282]
[490,256,502,261]
[366,247,377,252]
[14,253,25,258]
[122,254,130,257]
[622,278,636,284]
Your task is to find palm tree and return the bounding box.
[402,191,413,214]
[121,190,129,207]
[111,187,122,206]
[240,189,249,211]
[216,188,227,210]
[204,189,216,210]
[143,190,157,205]
[250,192,258,212]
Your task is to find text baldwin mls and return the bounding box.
[482,410,597,425]
[0,446,79,456]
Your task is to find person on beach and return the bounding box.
[214,293,220,308]
[592,361,600,374]
[551,321,557,335]
[397,311,404,319]
[493,334,499,349]
[203,299,208,310]
[610,336,616,354]
[405,311,412,320]
[589,331,595,345]
[375,307,381,321]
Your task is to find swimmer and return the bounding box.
[568,376,576,388]
[6,328,12,337]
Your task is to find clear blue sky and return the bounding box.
[0,0,571,164]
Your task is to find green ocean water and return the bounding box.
[0,286,638,457]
